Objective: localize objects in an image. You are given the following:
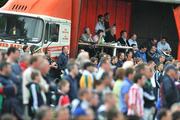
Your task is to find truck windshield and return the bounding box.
[0,13,43,43]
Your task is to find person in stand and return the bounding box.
[80,27,93,42]
[104,12,110,32]
[117,52,125,68]
[135,45,147,63]
[147,45,160,63]
[117,30,128,46]
[63,60,79,101]
[147,38,158,51]
[104,26,116,43]
[160,65,180,109]
[157,37,172,55]
[57,46,69,71]
[126,50,134,62]
[128,33,138,48]
[27,70,46,117]
[93,29,105,44]
[127,73,146,118]
[95,15,105,33]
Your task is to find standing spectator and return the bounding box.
[35,106,53,120]
[57,80,70,108]
[80,62,95,89]
[27,70,46,117]
[135,45,147,63]
[19,54,31,72]
[57,46,69,71]
[128,33,138,47]
[113,68,125,110]
[95,15,105,33]
[143,67,156,120]
[80,27,93,42]
[63,61,79,101]
[0,62,23,119]
[104,26,116,43]
[161,65,180,109]
[127,73,146,118]
[56,107,70,120]
[120,68,134,114]
[104,12,110,32]
[157,37,171,55]
[93,29,105,44]
[117,30,128,46]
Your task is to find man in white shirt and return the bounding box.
[95,15,105,33]
[157,37,171,55]
[128,33,138,47]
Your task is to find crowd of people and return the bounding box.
[0,13,179,120]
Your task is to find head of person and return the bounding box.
[89,91,99,107]
[147,60,156,69]
[58,80,70,93]
[144,66,154,79]
[20,53,31,66]
[106,108,125,120]
[151,38,158,45]
[29,55,44,69]
[118,52,125,61]
[0,62,11,76]
[76,51,90,68]
[133,73,146,87]
[157,109,172,120]
[90,57,98,66]
[156,63,164,72]
[35,106,53,120]
[31,70,41,83]
[150,45,157,53]
[98,14,104,22]
[104,12,110,21]
[96,29,104,37]
[62,46,69,55]
[135,63,146,74]
[56,107,70,120]
[39,59,50,76]
[83,62,95,73]
[125,67,135,81]
[84,27,91,35]
[115,68,125,80]
[67,60,79,77]
[100,57,111,72]
[159,55,166,63]
[94,79,105,92]
[139,45,147,52]
[78,89,92,101]
[1,114,17,120]
[126,50,133,60]
[172,111,180,120]
[161,37,167,44]
[101,72,111,86]
[120,30,127,39]
[130,33,137,41]
[104,92,116,108]
[164,64,178,79]
[22,45,29,53]
[111,56,118,65]
[110,26,116,35]
[7,47,20,62]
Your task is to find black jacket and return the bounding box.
[104,32,116,43]
[57,52,68,70]
[117,37,128,46]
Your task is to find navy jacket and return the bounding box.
[63,74,78,101]
[57,52,68,70]
[161,74,180,108]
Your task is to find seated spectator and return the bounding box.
[104,12,110,32]
[128,33,138,47]
[158,55,166,64]
[57,46,69,71]
[135,45,147,63]
[147,45,160,63]
[80,62,95,89]
[127,73,146,118]
[157,37,172,55]
[117,30,128,46]
[147,38,158,51]
[157,109,172,120]
[117,52,125,67]
[113,68,125,110]
[126,50,134,62]
[57,80,70,108]
[27,70,46,117]
[104,26,116,43]
[95,15,105,33]
[93,29,105,44]
[80,27,93,42]
[111,56,118,67]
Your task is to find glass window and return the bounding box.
[49,24,59,42]
[0,13,44,43]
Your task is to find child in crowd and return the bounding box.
[57,80,70,108]
[27,70,46,117]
